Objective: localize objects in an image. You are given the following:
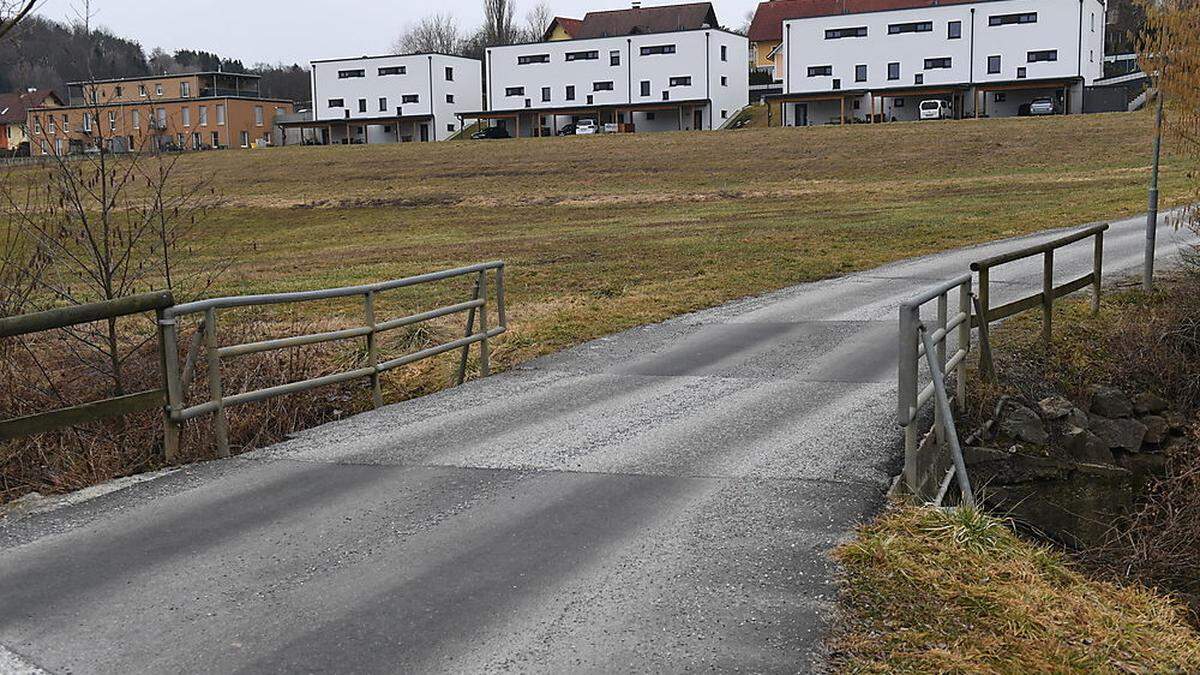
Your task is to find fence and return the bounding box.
[158,261,506,459]
[898,224,1109,504]
[1,262,506,460]
[0,292,175,442]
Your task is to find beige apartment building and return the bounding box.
[27,71,294,155]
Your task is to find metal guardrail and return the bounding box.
[0,292,175,442]
[158,261,505,459]
[898,224,1109,505]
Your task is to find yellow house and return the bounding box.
[0,89,63,153]
[542,16,582,41]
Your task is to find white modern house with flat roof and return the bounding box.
[469,2,748,135]
[765,0,1106,126]
[293,53,482,143]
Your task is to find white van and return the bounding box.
[919,100,953,120]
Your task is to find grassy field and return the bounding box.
[160,111,1192,368]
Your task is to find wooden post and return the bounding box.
[158,310,182,462]
[455,277,481,385]
[1092,231,1104,315]
[477,270,491,377]
[204,308,230,458]
[365,290,382,407]
[840,96,845,124]
[977,267,996,381]
[1042,250,1054,349]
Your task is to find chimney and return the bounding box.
[631,1,641,7]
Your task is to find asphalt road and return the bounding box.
[1,213,1194,674]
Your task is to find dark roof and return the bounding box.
[574,2,720,39]
[543,16,583,40]
[747,0,976,42]
[0,89,63,123]
[65,71,261,86]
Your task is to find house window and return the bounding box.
[894,98,905,107]
[155,84,163,96]
[720,75,728,86]
[566,50,599,61]
[721,109,728,118]
[593,81,614,91]
[640,80,651,97]
[855,64,867,82]
[338,69,366,79]
[108,111,116,131]
[987,55,1001,74]
[833,78,842,90]
[807,65,832,77]
[328,98,345,108]
[721,45,728,61]
[216,104,226,125]
[114,85,123,97]
[402,94,420,104]
[33,117,41,133]
[640,44,676,56]
[1028,50,1058,63]
[211,131,220,146]
[199,106,208,126]
[240,130,249,147]
[914,74,924,85]
[518,54,550,65]
[646,112,655,120]
[82,113,91,132]
[447,123,455,132]
[445,66,454,81]
[1017,67,1027,79]
[157,108,167,128]
[924,57,952,69]
[182,107,191,127]
[505,87,525,97]
[446,94,455,103]
[132,110,140,129]
[948,21,962,39]
[524,98,531,108]
[825,26,867,39]
[888,62,900,80]
[587,94,593,104]
[138,84,147,97]
[888,21,932,35]
[358,99,367,112]
[180,81,191,97]
[565,85,575,101]
[379,97,388,112]
[662,90,670,101]
[61,114,69,132]
[990,12,1037,26]
[379,66,406,75]
[254,106,264,126]
[669,76,692,86]
[541,87,551,102]
[48,116,55,133]
[610,50,620,66]
[994,92,1007,102]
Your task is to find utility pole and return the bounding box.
[1144,87,1165,292]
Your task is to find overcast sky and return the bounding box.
[35,0,762,66]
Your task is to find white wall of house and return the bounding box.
[486,28,748,132]
[781,0,1104,115]
[310,53,482,141]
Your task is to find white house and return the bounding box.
[768,0,1106,125]
[301,53,482,143]
[472,2,749,135]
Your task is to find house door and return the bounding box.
[693,109,704,130]
[419,123,429,142]
[794,104,808,126]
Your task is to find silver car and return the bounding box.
[1029,98,1059,115]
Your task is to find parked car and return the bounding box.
[557,123,577,136]
[1029,98,1060,116]
[472,126,511,140]
[919,99,953,120]
[575,119,598,135]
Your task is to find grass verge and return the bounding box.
[828,506,1200,673]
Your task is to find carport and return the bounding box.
[278,113,436,145]
[867,86,970,122]
[764,90,867,127]
[974,78,1079,118]
[460,98,714,137]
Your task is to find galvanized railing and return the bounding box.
[0,292,175,442]
[158,261,506,459]
[897,275,973,503]
[898,224,1110,505]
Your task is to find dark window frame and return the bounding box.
[990,12,1037,26]
[518,54,550,65]
[566,50,600,61]
[825,26,867,39]
[639,44,677,56]
[888,21,933,35]
[807,65,833,77]
[338,69,366,79]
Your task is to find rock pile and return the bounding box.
[964,385,1186,547]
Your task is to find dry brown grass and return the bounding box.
[829,506,1200,673]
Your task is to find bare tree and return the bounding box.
[523,1,554,42]
[393,13,462,55]
[482,0,519,47]
[0,0,36,43]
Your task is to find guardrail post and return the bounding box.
[455,277,481,386]
[1042,250,1054,348]
[976,266,996,381]
[204,307,230,458]
[478,270,491,377]
[920,326,975,508]
[898,303,920,497]
[158,312,183,462]
[934,292,948,446]
[365,290,383,408]
[1092,231,1104,316]
[957,280,971,413]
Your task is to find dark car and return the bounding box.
[472,126,511,140]
[557,123,577,136]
